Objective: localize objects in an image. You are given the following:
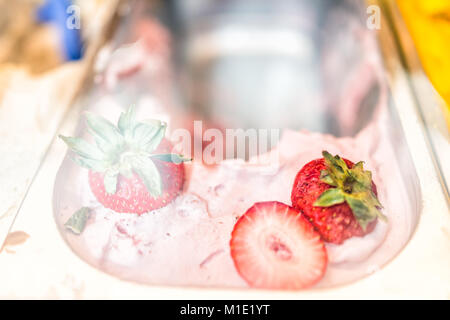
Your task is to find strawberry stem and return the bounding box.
[314,150,386,230]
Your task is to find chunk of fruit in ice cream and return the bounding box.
[291,151,386,244]
[60,106,189,214]
[230,201,327,289]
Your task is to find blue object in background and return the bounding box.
[36,0,83,61]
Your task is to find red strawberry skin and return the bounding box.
[230,201,327,290]
[291,158,377,245]
[89,139,184,214]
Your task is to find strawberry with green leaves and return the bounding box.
[291,151,386,244]
[60,106,189,214]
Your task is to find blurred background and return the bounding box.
[0,0,449,128]
[397,0,450,127]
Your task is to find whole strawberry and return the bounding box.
[291,151,386,244]
[60,106,189,214]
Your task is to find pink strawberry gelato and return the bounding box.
[56,96,414,288]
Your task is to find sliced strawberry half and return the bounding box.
[230,201,327,290]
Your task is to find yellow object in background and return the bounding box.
[397,0,450,129]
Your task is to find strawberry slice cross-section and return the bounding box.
[230,201,328,290]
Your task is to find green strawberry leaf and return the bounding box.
[370,190,384,209]
[131,122,159,144]
[344,196,375,231]
[315,151,386,230]
[376,209,388,222]
[65,207,90,235]
[132,121,165,151]
[322,151,348,187]
[85,112,124,156]
[150,153,192,164]
[59,135,103,160]
[85,112,122,141]
[132,156,162,198]
[348,161,372,190]
[314,188,345,207]
[141,122,166,153]
[118,105,137,138]
[319,170,337,187]
[352,161,364,171]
